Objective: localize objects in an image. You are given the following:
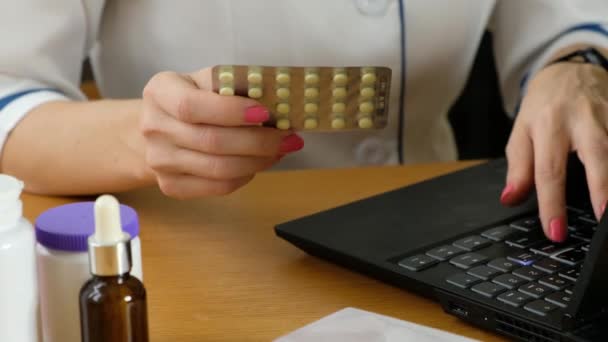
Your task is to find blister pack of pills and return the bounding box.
[212,65,392,131]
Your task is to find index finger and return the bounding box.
[144,71,268,126]
[533,125,570,242]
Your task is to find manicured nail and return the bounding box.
[279,134,304,154]
[244,106,269,123]
[500,184,515,203]
[549,217,567,242]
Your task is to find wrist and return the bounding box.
[118,99,156,187]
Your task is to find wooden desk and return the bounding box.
[23,161,508,341]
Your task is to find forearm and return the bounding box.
[1,99,155,195]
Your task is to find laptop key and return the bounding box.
[508,251,541,266]
[487,258,518,272]
[530,240,582,257]
[398,254,438,271]
[539,275,571,291]
[519,282,553,299]
[505,231,545,249]
[571,230,593,242]
[581,243,590,252]
[446,273,482,289]
[467,265,502,281]
[471,282,507,298]
[513,266,544,281]
[565,287,574,295]
[450,253,488,269]
[511,217,541,232]
[558,267,580,282]
[492,273,527,290]
[524,300,559,316]
[545,292,572,308]
[551,249,586,266]
[533,258,565,274]
[453,236,491,252]
[578,212,598,225]
[426,245,465,261]
[497,290,533,307]
[568,217,596,233]
[567,206,585,215]
[481,225,518,242]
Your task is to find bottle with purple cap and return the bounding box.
[35,199,143,342]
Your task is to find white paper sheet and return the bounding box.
[275,307,480,342]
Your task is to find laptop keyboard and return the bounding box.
[397,208,597,317]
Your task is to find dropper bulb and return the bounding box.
[94,195,124,244]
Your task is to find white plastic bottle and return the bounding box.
[0,175,38,342]
[35,201,143,342]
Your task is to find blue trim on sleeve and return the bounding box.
[514,23,608,115]
[397,0,406,164]
[562,23,608,37]
[0,88,57,111]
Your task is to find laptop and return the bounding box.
[275,156,608,341]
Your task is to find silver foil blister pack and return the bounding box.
[212,65,392,131]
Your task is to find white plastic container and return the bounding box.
[35,202,143,342]
[0,175,38,342]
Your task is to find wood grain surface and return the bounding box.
[22,161,508,341]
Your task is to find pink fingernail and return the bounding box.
[279,134,304,154]
[500,184,515,204]
[549,217,567,242]
[244,106,269,123]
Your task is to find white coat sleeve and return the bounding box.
[0,0,105,152]
[490,0,608,115]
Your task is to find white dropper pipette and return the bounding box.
[87,195,132,276]
[93,195,126,245]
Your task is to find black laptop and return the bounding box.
[275,156,608,341]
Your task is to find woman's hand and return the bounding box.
[141,68,303,199]
[502,59,608,242]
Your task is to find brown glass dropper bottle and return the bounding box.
[79,195,149,342]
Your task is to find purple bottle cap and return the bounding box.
[35,202,139,252]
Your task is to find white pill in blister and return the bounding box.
[332,87,347,99]
[331,117,346,129]
[332,102,346,113]
[359,102,374,114]
[276,87,290,100]
[276,118,291,130]
[333,73,348,86]
[277,103,290,115]
[248,87,263,99]
[304,103,318,114]
[360,87,375,98]
[358,117,373,129]
[304,87,320,99]
[304,118,318,129]
[361,72,377,85]
[219,71,234,83]
[248,72,263,84]
[219,87,234,96]
[276,72,291,84]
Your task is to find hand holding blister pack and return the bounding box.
[213,66,392,131]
